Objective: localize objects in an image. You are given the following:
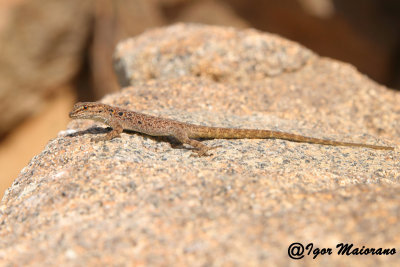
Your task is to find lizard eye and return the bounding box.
[83,106,87,110]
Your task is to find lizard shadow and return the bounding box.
[67,126,112,138]
[124,129,195,151]
[68,127,194,152]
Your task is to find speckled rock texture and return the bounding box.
[1,24,399,266]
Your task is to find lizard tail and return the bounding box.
[190,126,394,150]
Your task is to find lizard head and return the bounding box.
[69,102,112,121]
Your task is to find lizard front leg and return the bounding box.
[172,130,218,156]
[91,120,123,142]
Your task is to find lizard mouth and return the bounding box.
[69,111,77,118]
[69,111,84,119]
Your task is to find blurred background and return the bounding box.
[0,0,399,198]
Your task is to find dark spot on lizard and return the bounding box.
[109,109,114,113]
[118,111,123,116]
[138,121,142,124]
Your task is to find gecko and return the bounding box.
[69,102,394,156]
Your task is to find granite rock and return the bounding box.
[1,24,399,266]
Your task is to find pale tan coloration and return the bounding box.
[69,102,394,156]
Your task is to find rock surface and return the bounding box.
[1,24,399,266]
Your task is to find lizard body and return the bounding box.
[69,102,394,156]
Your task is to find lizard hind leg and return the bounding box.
[172,130,219,156]
[191,142,221,157]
